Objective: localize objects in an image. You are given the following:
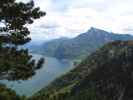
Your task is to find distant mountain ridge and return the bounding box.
[31,27,133,59]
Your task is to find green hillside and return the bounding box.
[31,40,133,100]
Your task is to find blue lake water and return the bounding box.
[0,54,74,96]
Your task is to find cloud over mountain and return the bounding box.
[19,0,133,40]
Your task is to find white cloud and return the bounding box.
[19,0,133,41]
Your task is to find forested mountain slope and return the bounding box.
[31,40,133,100]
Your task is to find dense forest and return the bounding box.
[31,40,133,100]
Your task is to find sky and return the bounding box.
[18,0,133,41]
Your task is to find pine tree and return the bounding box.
[0,0,45,80]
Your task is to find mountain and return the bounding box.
[34,27,133,59]
[31,40,133,100]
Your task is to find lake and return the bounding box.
[0,54,74,96]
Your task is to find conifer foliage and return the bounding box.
[0,0,45,80]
